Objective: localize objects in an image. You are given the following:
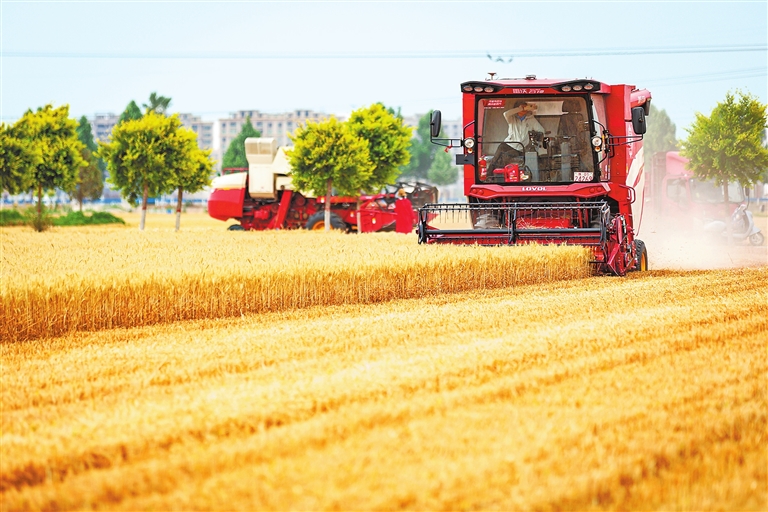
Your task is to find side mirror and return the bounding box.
[631,106,647,135]
[430,110,442,139]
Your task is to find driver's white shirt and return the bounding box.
[503,110,545,154]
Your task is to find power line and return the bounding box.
[2,44,766,60]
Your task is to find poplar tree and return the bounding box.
[221,117,261,170]
[644,104,678,159]
[401,111,456,185]
[68,116,104,211]
[118,100,143,124]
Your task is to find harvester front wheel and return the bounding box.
[305,212,346,231]
[227,224,245,231]
[633,239,648,271]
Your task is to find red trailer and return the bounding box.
[208,137,437,232]
[417,75,651,275]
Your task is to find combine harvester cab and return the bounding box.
[418,75,652,276]
[209,137,437,232]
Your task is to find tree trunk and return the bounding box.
[37,184,43,217]
[325,178,332,232]
[723,180,732,246]
[140,182,149,231]
[175,187,183,232]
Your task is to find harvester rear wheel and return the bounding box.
[305,212,346,231]
[633,239,648,271]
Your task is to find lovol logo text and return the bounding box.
[522,186,546,191]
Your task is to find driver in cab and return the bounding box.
[488,100,546,173]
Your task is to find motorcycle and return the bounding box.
[703,203,764,246]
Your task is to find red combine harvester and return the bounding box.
[417,75,651,275]
[208,137,437,231]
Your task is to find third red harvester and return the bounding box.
[418,74,652,275]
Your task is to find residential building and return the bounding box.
[91,112,213,150]
[219,109,332,156]
[177,113,214,150]
[90,113,120,143]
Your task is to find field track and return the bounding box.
[2,261,766,510]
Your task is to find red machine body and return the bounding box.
[418,75,652,275]
[208,138,436,232]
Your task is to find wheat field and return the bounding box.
[1,216,767,510]
[1,224,592,342]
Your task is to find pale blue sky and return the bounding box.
[2,0,766,144]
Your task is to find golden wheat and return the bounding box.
[1,227,592,342]
[1,267,766,510]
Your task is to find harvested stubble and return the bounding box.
[1,267,766,510]
[1,228,592,342]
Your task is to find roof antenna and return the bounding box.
[487,72,497,81]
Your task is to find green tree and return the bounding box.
[681,90,768,242]
[427,149,458,185]
[76,116,98,153]
[12,104,86,231]
[401,113,433,181]
[347,103,412,230]
[401,111,452,184]
[67,116,104,211]
[287,117,374,231]
[67,148,103,212]
[76,115,106,171]
[644,104,678,159]
[168,132,214,231]
[143,92,172,116]
[118,100,143,124]
[221,117,261,170]
[0,122,39,195]
[98,112,191,230]
[347,103,412,192]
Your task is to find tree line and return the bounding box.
[2,89,765,233]
[1,97,457,232]
[1,93,213,231]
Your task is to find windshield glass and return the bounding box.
[476,96,594,184]
[690,179,745,203]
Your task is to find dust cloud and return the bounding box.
[638,213,767,270]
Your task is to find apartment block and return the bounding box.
[219,109,332,156]
[90,112,213,151]
[177,113,214,150]
[90,113,120,143]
